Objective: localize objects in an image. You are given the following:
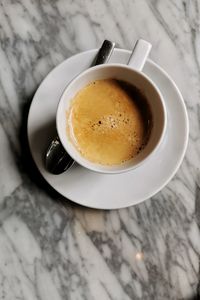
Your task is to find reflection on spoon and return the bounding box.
[46,136,74,174]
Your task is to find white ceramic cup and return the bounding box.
[56,39,167,174]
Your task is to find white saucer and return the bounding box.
[27,49,189,209]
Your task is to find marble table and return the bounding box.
[0,1,199,299]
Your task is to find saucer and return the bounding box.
[27,49,189,209]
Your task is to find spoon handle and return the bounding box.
[45,40,115,174]
[92,40,115,66]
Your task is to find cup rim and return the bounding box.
[56,63,167,174]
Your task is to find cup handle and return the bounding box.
[127,39,152,71]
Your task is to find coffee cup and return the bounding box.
[56,39,167,174]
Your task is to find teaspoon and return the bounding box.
[45,40,115,174]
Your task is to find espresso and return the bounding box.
[66,79,152,165]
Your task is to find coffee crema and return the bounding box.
[66,79,152,165]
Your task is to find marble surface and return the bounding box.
[0,0,199,299]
